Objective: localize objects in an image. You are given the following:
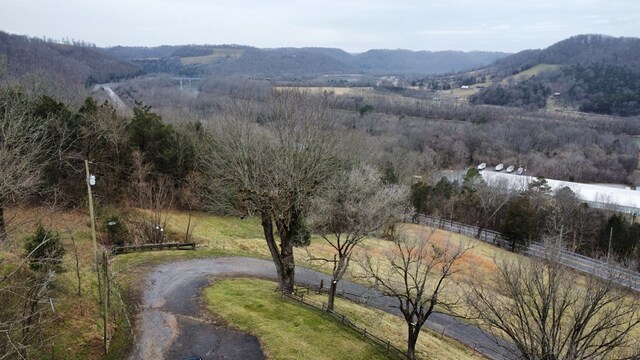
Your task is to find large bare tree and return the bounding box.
[466,246,640,360]
[0,88,47,240]
[201,90,345,293]
[308,164,408,311]
[360,230,468,360]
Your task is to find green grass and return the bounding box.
[300,291,484,360]
[205,278,390,360]
[501,64,562,84]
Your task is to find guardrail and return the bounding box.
[413,215,640,292]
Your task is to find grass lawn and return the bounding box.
[205,278,387,360]
[300,289,485,360]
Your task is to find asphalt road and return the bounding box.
[128,257,515,360]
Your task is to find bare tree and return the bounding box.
[472,178,513,238]
[0,88,47,240]
[360,230,468,360]
[0,230,59,359]
[201,90,346,293]
[466,245,640,360]
[308,164,409,311]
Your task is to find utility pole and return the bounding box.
[103,251,109,354]
[608,227,613,262]
[85,160,98,267]
[86,159,106,352]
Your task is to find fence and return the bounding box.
[282,285,407,359]
[112,242,196,254]
[414,215,640,292]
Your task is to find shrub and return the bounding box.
[24,224,65,272]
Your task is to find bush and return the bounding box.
[103,215,130,247]
[24,224,65,272]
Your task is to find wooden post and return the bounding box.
[102,251,109,354]
[85,160,98,268]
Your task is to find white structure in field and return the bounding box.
[481,171,640,214]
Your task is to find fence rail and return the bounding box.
[283,285,407,359]
[414,215,640,292]
[112,242,196,254]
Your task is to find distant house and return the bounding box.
[460,85,470,90]
[553,92,561,97]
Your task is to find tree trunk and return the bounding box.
[278,230,296,294]
[0,203,5,241]
[261,210,296,294]
[261,211,284,288]
[327,279,338,311]
[407,325,419,360]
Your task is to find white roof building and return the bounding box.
[481,171,640,214]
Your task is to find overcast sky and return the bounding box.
[1,0,638,53]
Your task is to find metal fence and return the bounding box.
[413,215,640,292]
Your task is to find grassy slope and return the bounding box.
[1,208,121,359]
[500,63,562,84]
[0,206,512,359]
[205,278,389,360]
[297,286,485,360]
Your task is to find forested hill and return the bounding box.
[470,34,640,116]
[104,44,508,77]
[0,31,143,86]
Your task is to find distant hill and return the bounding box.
[469,34,640,116]
[103,44,508,77]
[353,49,507,75]
[0,31,143,86]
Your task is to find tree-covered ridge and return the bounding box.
[0,31,143,86]
[469,34,640,115]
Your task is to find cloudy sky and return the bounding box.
[1,0,638,53]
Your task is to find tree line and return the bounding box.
[411,169,640,265]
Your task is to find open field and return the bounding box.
[147,210,506,285]
[180,48,245,65]
[501,63,562,84]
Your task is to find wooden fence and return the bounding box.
[283,285,407,359]
[112,242,196,254]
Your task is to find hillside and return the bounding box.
[468,34,640,116]
[0,31,143,86]
[104,44,508,77]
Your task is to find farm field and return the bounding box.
[180,48,245,65]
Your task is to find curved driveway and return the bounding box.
[128,257,514,360]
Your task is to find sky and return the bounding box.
[1,0,639,53]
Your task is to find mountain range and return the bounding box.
[2,30,640,116]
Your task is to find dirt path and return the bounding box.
[129,257,514,360]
